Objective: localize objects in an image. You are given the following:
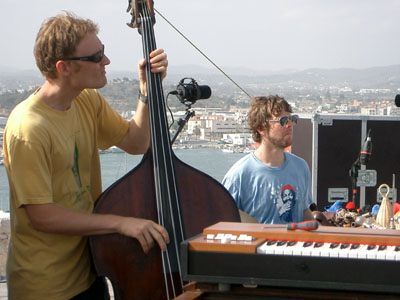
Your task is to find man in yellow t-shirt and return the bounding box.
[3,12,170,300]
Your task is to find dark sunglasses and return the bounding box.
[268,114,299,127]
[65,44,105,63]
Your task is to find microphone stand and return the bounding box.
[349,157,361,209]
[171,106,195,145]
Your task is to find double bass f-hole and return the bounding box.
[89,1,240,299]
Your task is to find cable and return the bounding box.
[166,92,175,128]
[154,8,252,99]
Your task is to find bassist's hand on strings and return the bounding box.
[117,217,170,254]
[138,48,168,96]
[117,48,168,154]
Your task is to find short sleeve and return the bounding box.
[222,170,242,210]
[7,135,52,207]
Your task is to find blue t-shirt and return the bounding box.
[222,152,313,224]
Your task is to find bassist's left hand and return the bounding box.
[138,48,168,95]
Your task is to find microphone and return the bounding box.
[174,78,211,104]
[395,94,400,107]
[360,129,372,165]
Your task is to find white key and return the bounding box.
[310,242,325,256]
[385,245,400,261]
[338,243,351,258]
[301,241,314,256]
[376,245,388,260]
[257,240,278,255]
[328,243,340,258]
[365,244,379,260]
[318,243,332,257]
[257,241,268,254]
[292,241,308,256]
[283,241,297,255]
[385,246,396,261]
[395,246,400,261]
[357,244,370,259]
[348,244,360,258]
[274,241,288,255]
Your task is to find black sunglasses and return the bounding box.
[268,114,299,127]
[65,44,105,63]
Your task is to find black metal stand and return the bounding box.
[349,158,360,207]
[171,108,195,145]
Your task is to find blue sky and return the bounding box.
[1,0,399,72]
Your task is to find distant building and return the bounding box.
[187,112,248,140]
[222,133,252,146]
[360,107,376,115]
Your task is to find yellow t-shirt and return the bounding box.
[3,89,129,300]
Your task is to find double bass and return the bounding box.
[89,1,241,299]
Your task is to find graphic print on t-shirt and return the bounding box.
[276,184,296,222]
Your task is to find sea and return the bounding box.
[0,148,246,212]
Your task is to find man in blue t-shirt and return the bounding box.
[222,95,314,224]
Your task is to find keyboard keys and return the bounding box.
[348,244,360,258]
[318,243,332,257]
[256,239,400,261]
[338,243,351,258]
[274,241,287,255]
[283,241,297,255]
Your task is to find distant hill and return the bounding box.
[1,64,400,90]
[164,64,400,89]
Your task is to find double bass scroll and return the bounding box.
[89,1,241,299]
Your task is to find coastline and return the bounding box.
[99,141,254,154]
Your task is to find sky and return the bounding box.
[1,0,400,73]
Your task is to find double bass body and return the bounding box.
[89,1,240,298]
[90,150,240,299]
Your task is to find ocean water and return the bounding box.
[0,148,246,211]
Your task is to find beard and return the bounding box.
[267,132,293,149]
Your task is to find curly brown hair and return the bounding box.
[34,11,99,79]
[247,95,292,143]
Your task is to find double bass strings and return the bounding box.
[141,10,175,299]
[140,3,184,298]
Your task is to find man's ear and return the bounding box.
[257,128,265,138]
[55,60,72,77]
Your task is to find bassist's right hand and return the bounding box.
[118,217,170,253]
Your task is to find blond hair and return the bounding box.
[34,11,99,79]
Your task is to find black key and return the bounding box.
[303,242,313,247]
[330,243,339,249]
[267,240,277,246]
[314,242,324,248]
[277,241,287,246]
[287,241,297,247]
[378,245,387,251]
[350,244,360,250]
[395,246,400,252]
[340,243,350,249]
[367,245,376,250]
